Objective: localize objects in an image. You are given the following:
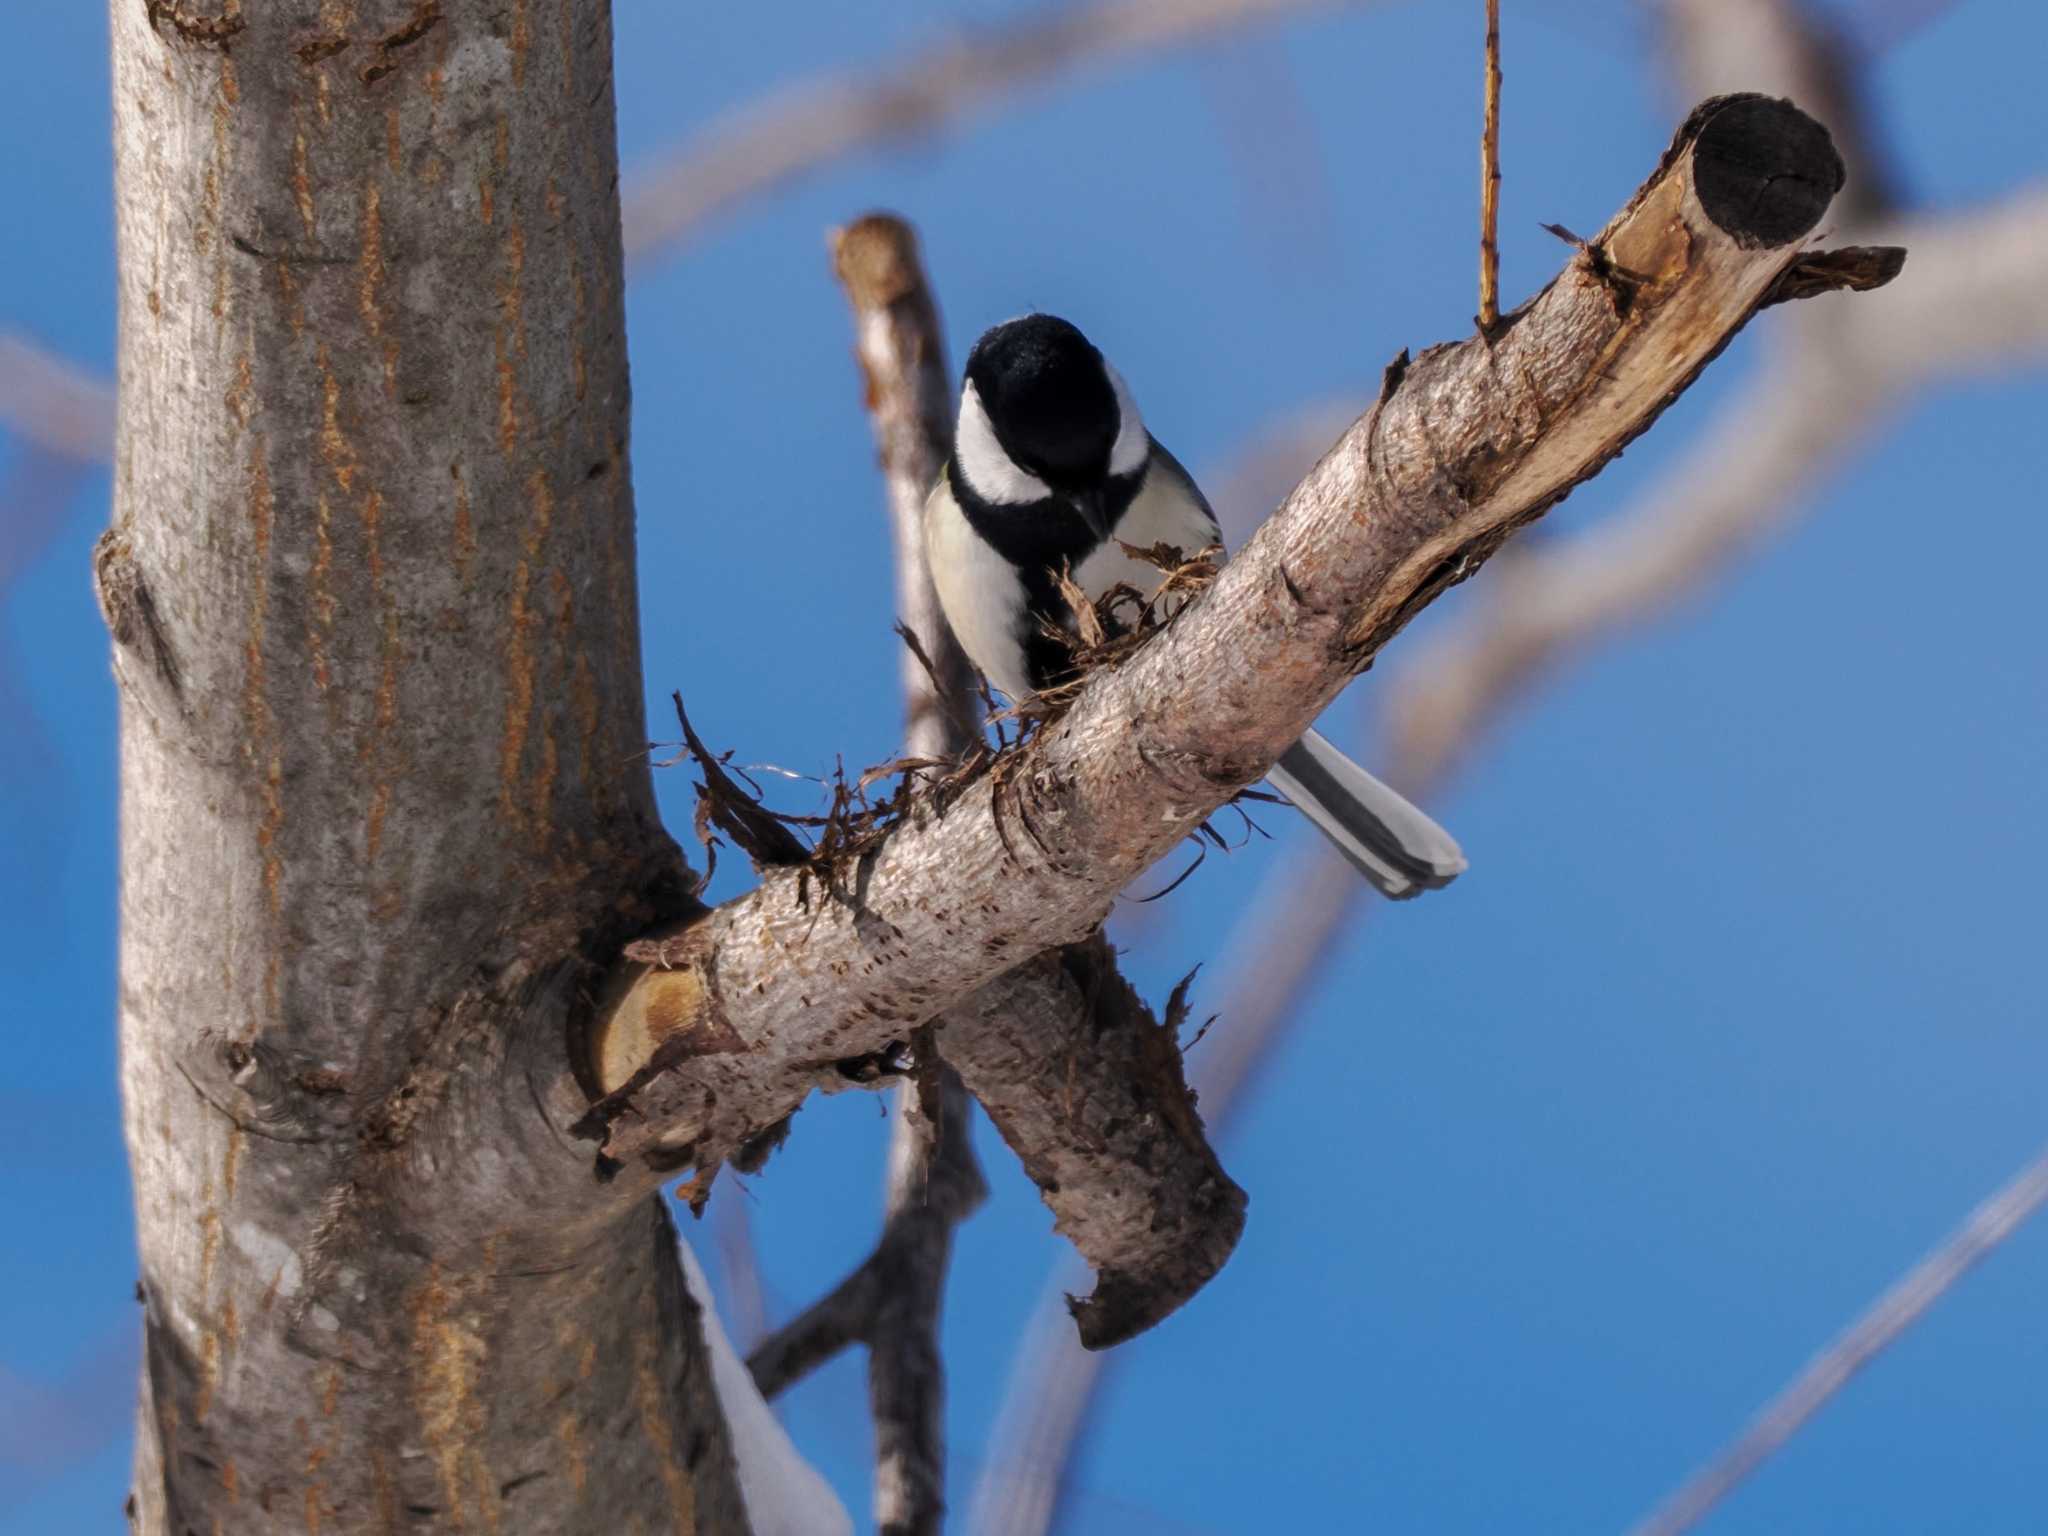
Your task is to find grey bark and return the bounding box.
[109,3,745,1531]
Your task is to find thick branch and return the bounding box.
[589,93,1861,1320]
[947,938,1245,1349]
[620,0,1360,268]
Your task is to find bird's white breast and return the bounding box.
[925,472,1037,701]
[1073,454,1225,614]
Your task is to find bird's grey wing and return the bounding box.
[1144,437,1224,550]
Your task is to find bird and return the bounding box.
[924,312,1466,901]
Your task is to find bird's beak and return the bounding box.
[1073,489,1111,544]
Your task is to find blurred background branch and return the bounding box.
[0,334,112,464]
[1628,1137,2048,1536]
[620,0,1368,270]
[0,335,114,886]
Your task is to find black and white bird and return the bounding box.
[925,313,1466,901]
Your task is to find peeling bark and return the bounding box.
[110,2,744,1530]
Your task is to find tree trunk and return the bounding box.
[106,2,746,1529]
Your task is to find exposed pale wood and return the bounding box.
[109,3,745,1530]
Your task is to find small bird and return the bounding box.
[925,313,1466,900]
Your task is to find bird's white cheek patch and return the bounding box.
[955,380,1052,505]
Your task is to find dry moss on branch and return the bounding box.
[657,544,1230,908]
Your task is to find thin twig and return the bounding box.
[1479,0,1502,331]
[1627,1140,2048,1536]
[619,0,1368,271]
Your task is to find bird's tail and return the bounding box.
[1265,730,1467,901]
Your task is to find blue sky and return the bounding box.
[2,2,2043,1531]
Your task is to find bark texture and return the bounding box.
[587,99,1854,1283]
[109,3,743,1530]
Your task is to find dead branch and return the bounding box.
[620,0,1364,269]
[587,98,1877,1348]
[831,214,982,764]
[944,936,1245,1349]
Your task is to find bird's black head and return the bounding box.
[955,314,1147,508]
